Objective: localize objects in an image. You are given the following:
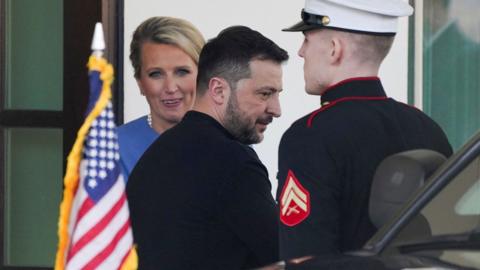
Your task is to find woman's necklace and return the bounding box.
[147,114,152,128]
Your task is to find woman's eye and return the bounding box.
[148,71,162,78]
[176,68,190,76]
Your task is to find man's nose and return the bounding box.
[267,95,281,118]
[298,42,305,58]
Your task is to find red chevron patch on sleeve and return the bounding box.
[279,170,310,226]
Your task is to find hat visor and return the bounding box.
[282,21,322,32]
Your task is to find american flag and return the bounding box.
[55,55,136,270]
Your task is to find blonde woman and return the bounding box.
[117,16,205,177]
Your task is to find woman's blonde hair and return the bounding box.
[130,16,205,79]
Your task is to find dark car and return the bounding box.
[261,131,480,270]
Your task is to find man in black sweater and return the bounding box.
[127,26,289,269]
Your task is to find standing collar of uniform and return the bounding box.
[320,77,387,106]
[183,110,236,140]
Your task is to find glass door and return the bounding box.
[421,0,480,150]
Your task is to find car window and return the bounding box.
[388,156,480,269]
[422,156,480,237]
[455,178,480,215]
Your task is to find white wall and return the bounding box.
[123,0,410,193]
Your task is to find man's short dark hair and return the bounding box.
[196,26,289,95]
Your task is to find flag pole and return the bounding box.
[55,22,113,270]
[56,21,136,270]
[88,23,138,270]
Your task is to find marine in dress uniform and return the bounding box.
[277,0,453,260]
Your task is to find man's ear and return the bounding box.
[330,36,344,65]
[208,77,229,105]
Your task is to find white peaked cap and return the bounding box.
[283,0,413,35]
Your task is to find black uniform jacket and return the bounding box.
[276,77,452,259]
[127,111,279,269]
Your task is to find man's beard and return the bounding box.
[224,93,270,145]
